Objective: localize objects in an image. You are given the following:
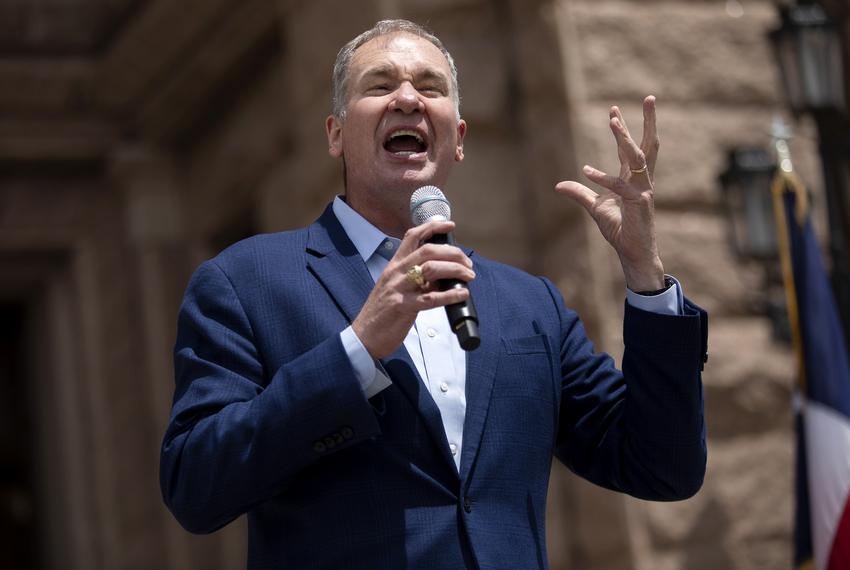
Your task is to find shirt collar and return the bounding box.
[332,196,389,263]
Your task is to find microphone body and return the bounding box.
[410,186,480,351]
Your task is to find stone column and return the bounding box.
[109,145,213,570]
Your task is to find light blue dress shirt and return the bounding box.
[332,196,682,471]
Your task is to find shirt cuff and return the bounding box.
[626,275,684,316]
[339,326,392,398]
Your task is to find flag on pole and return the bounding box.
[772,170,850,570]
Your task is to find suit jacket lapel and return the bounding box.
[460,262,500,481]
[382,348,458,473]
[306,206,374,323]
[305,205,459,476]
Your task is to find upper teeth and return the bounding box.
[389,130,424,144]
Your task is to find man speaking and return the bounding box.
[160,19,708,569]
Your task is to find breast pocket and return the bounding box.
[490,334,558,447]
[498,334,556,401]
[502,334,550,356]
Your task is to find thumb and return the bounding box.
[555,180,598,214]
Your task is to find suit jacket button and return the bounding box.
[323,436,336,449]
[463,496,472,513]
[341,426,354,440]
[313,441,326,453]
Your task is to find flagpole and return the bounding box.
[770,128,816,570]
[769,122,807,393]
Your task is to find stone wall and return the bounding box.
[553,2,822,569]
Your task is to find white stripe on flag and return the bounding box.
[804,398,850,570]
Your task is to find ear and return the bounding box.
[454,119,467,162]
[326,115,343,158]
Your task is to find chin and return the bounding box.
[399,167,441,187]
[369,165,447,196]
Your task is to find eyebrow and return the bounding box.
[358,65,450,89]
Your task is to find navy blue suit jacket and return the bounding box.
[160,204,708,569]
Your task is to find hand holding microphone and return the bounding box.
[351,186,480,359]
[409,186,480,351]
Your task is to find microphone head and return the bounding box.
[410,185,452,225]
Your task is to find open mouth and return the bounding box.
[383,129,428,156]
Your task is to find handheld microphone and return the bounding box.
[410,186,480,351]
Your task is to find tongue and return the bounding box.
[385,136,423,154]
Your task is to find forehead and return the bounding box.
[350,32,451,79]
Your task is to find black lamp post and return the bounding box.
[769,1,850,348]
[719,148,779,260]
[719,147,792,342]
[770,3,845,115]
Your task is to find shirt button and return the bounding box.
[426,328,437,338]
[449,443,458,456]
[440,382,449,393]
[383,240,394,251]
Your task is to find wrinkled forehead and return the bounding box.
[350,32,452,80]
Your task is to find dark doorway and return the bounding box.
[0,303,40,569]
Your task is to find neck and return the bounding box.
[345,192,412,238]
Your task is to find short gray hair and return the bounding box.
[331,19,461,120]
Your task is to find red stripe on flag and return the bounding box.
[829,493,850,570]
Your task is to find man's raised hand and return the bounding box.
[555,95,665,292]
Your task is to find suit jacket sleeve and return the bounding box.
[546,278,708,501]
[160,259,382,533]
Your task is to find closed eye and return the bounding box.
[418,85,445,96]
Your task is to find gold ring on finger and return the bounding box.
[406,265,426,289]
[630,164,648,174]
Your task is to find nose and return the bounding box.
[388,82,424,114]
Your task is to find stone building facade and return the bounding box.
[0,0,844,568]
